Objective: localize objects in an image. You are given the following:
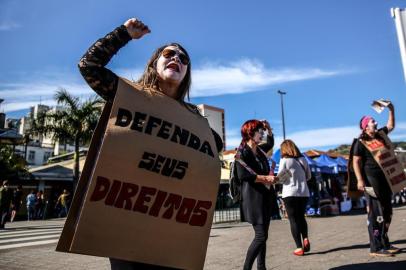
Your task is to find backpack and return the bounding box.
[229,162,241,203]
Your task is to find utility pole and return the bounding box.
[277,90,287,140]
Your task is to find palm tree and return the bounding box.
[32,88,103,190]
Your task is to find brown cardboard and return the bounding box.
[360,130,406,193]
[57,78,221,270]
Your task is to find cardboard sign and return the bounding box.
[56,78,221,270]
[360,130,406,193]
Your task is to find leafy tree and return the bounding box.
[0,144,28,181]
[32,88,103,190]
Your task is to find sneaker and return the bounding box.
[293,248,304,256]
[369,249,394,257]
[386,245,401,254]
[303,238,311,252]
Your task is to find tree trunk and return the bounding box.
[73,135,80,192]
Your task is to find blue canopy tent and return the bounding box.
[335,156,348,173]
[303,153,321,173]
[270,149,280,174]
[315,154,340,174]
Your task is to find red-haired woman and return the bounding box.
[235,119,277,270]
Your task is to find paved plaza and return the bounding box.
[1,206,406,269]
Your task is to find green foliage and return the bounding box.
[0,144,28,180]
[31,88,104,188]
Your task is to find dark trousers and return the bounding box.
[365,193,392,252]
[283,197,308,248]
[243,222,270,270]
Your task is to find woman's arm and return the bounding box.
[78,18,150,102]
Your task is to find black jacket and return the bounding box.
[236,136,277,225]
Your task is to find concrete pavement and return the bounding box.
[1,206,406,269]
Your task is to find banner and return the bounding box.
[57,78,221,270]
[392,7,406,81]
[360,130,406,193]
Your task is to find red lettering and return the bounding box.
[176,198,196,223]
[105,180,122,206]
[162,194,182,219]
[133,187,157,213]
[149,190,167,217]
[114,182,139,210]
[378,152,391,161]
[382,158,397,169]
[390,173,406,185]
[189,201,212,227]
[90,176,111,201]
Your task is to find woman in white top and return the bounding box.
[279,140,312,256]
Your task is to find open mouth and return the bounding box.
[166,62,180,72]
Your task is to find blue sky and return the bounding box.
[1,0,406,151]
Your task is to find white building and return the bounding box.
[197,104,225,151]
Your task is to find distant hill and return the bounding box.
[330,141,406,155]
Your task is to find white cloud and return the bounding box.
[225,123,406,150]
[191,59,350,97]
[0,21,20,31]
[0,60,351,113]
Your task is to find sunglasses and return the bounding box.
[161,48,190,66]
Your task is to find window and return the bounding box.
[28,151,35,161]
[43,152,52,163]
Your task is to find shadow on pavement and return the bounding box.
[310,239,406,255]
[329,261,406,270]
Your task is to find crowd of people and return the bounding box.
[0,184,71,229]
[1,15,404,269]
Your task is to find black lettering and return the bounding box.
[151,155,166,173]
[187,133,200,150]
[156,120,172,139]
[115,108,132,127]
[170,125,189,145]
[199,141,214,157]
[130,112,147,132]
[138,152,156,170]
[145,116,162,135]
[161,158,177,177]
[172,161,188,180]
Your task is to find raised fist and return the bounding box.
[124,18,151,39]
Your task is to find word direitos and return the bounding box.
[89,176,212,227]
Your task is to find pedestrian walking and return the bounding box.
[26,190,36,221]
[279,139,312,256]
[56,190,70,218]
[78,16,223,270]
[0,180,12,229]
[10,185,23,222]
[35,190,45,220]
[235,119,277,270]
[350,101,401,257]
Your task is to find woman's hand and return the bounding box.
[357,179,365,192]
[261,119,273,136]
[124,18,151,39]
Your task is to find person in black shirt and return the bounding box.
[352,102,399,257]
[235,119,277,270]
[79,17,222,270]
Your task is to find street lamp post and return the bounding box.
[277,90,287,140]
